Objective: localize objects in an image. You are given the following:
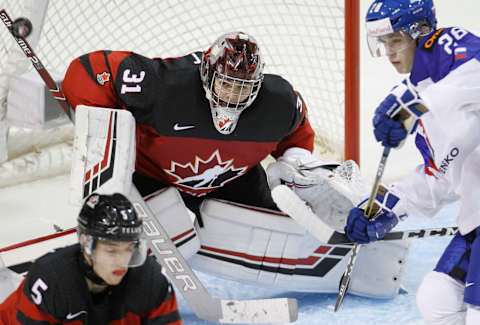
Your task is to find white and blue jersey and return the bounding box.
[391,27,480,235]
[389,27,480,306]
[410,27,480,87]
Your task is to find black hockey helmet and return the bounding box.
[78,193,142,242]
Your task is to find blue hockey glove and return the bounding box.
[345,208,398,244]
[344,185,406,244]
[373,79,427,148]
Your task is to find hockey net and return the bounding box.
[0,0,359,188]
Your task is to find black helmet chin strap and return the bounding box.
[78,251,108,286]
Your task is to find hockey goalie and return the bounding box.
[63,104,408,300]
[1,31,409,304]
[65,31,410,299]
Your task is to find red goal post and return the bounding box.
[345,0,360,163]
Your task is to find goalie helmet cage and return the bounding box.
[0,0,359,186]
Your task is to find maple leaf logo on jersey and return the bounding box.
[96,72,110,85]
[164,150,248,196]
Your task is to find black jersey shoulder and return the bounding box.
[248,73,302,137]
[116,255,170,313]
[116,51,204,125]
[23,244,86,318]
[113,52,162,120]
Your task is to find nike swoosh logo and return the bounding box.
[173,123,195,131]
[66,311,87,320]
[466,282,475,287]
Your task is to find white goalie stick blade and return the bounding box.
[272,185,458,245]
[220,299,298,324]
[130,187,298,324]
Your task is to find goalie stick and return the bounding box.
[0,8,298,323]
[130,187,297,323]
[271,184,458,245]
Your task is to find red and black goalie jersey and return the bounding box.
[62,50,315,197]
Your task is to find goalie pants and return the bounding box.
[417,227,480,325]
[133,164,279,226]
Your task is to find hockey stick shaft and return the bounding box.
[0,227,76,253]
[0,9,297,323]
[334,147,391,312]
[365,148,391,217]
[326,226,457,244]
[271,184,457,245]
[0,9,72,119]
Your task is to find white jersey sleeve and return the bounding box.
[391,58,480,235]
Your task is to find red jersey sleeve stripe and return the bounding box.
[6,281,61,324]
[146,289,182,324]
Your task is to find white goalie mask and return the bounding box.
[200,32,264,134]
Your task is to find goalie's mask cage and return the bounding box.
[200,32,264,134]
[77,193,147,269]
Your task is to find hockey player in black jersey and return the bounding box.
[0,193,182,324]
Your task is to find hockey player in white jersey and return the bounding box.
[344,0,480,324]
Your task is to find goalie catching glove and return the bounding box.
[345,185,407,244]
[373,79,428,148]
[267,148,367,232]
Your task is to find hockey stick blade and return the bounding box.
[130,187,298,324]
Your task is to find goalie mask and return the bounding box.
[200,31,264,134]
[78,193,147,270]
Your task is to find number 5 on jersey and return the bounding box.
[30,278,48,304]
[121,69,145,94]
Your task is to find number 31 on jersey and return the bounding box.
[121,69,145,94]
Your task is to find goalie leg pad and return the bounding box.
[143,187,200,260]
[70,105,136,204]
[190,198,408,298]
[349,239,410,298]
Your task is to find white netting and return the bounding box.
[0,0,352,187]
